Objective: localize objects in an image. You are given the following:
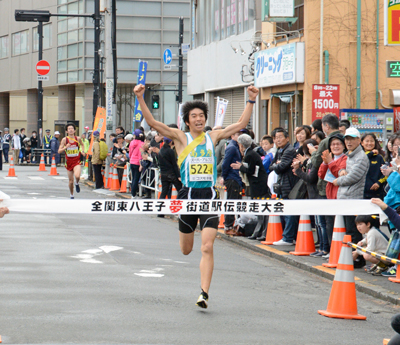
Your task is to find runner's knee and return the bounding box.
[201,242,213,255]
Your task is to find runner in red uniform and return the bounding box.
[58,123,85,199]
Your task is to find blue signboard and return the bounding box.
[133,60,148,124]
[163,48,172,65]
[254,42,305,88]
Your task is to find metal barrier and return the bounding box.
[138,167,160,197]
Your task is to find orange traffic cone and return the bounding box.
[7,156,17,177]
[157,181,163,199]
[290,215,316,256]
[105,164,112,189]
[48,156,59,176]
[261,215,283,245]
[38,153,47,171]
[218,214,225,229]
[318,235,366,320]
[110,165,120,191]
[323,215,346,268]
[118,165,128,193]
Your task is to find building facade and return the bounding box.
[0,0,191,136]
[258,0,400,138]
[187,0,263,139]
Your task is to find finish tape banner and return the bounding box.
[0,199,387,220]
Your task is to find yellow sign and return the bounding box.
[87,107,106,155]
[385,0,400,45]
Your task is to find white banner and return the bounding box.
[177,103,184,131]
[214,97,229,127]
[0,199,387,220]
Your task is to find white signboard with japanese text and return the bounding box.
[270,0,294,17]
[254,42,305,88]
[214,97,229,127]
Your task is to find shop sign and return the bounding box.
[311,84,340,122]
[385,0,400,45]
[254,42,304,88]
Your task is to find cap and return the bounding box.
[240,128,250,135]
[328,133,346,148]
[4,128,8,131]
[133,129,142,137]
[164,137,172,144]
[93,130,100,137]
[344,127,360,138]
[46,129,50,132]
[84,126,89,129]
[54,131,60,135]
[116,134,124,139]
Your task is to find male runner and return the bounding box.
[58,123,85,199]
[133,84,259,308]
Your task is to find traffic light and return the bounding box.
[152,95,160,109]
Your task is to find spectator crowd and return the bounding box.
[3,113,400,278]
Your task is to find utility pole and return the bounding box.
[178,17,183,104]
[93,0,101,123]
[38,22,43,135]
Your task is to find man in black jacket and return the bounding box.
[269,128,299,245]
[158,137,182,200]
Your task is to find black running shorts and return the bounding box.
[178,186,219,234]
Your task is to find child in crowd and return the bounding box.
[261,135,275,173]
[361,133,386,199]
[352,214,389,275]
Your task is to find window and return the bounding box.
[33,24,52,51]
[276,0,304,35]
[0,36,9,59]
[12,30,29,56]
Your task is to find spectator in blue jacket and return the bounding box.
[261,135,275,173]
[220,131,243,234]
[50,131,61,165]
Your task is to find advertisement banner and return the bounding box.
[88,107,106,155]
[311,84,340,122]
[133,60,148,123]
[177,103,184,131]
[254,42,304,88]
[385,0,400,45]
[394,106,400,132]
[214,97,229,127]
[106,78,113,130]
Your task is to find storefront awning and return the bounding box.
[271,92,295,103]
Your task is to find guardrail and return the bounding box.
[138,167,160,197]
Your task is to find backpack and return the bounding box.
[99,141,108,160]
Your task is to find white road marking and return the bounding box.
[4,177,17,180]
[174,261,189,264]
[53,176,68,180]
[80,259,103,264]
[135,273,164,277]
[27,192,41,195]
[71,246,123,264]
[100,245,123,253]
[28,176,44,180]
[161,258,173,261]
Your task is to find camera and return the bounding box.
[273,183,282,196]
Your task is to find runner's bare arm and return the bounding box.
[77,137,86,155]
[58,138,68,153]
[210,86,259,143]
[133,84,186,146]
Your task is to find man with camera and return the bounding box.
[269,128,299,245]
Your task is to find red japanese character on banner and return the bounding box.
[169,200,183,213]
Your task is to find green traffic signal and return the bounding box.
[152,95,160,109]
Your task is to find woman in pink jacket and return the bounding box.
[129,129,145,198]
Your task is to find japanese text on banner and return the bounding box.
[133,60,148,123]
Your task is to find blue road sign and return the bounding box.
[163,49,172,65]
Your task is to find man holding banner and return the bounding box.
[133,83,259,309]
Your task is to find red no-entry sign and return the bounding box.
[36,60,50,76]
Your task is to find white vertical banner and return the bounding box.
[177,103,185,130]
[214,97,229,127]
[106,78,114,130]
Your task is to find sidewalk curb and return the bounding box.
[217,232,400,306]
[81,179,400,306]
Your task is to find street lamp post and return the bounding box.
[15,8,100,132]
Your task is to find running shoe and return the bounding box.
[75,183,80,193]
[372,265,388,276]
[196,290,208,309]
[382,266,397,277]
[309,251,321,257]
[70,196,74,199]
